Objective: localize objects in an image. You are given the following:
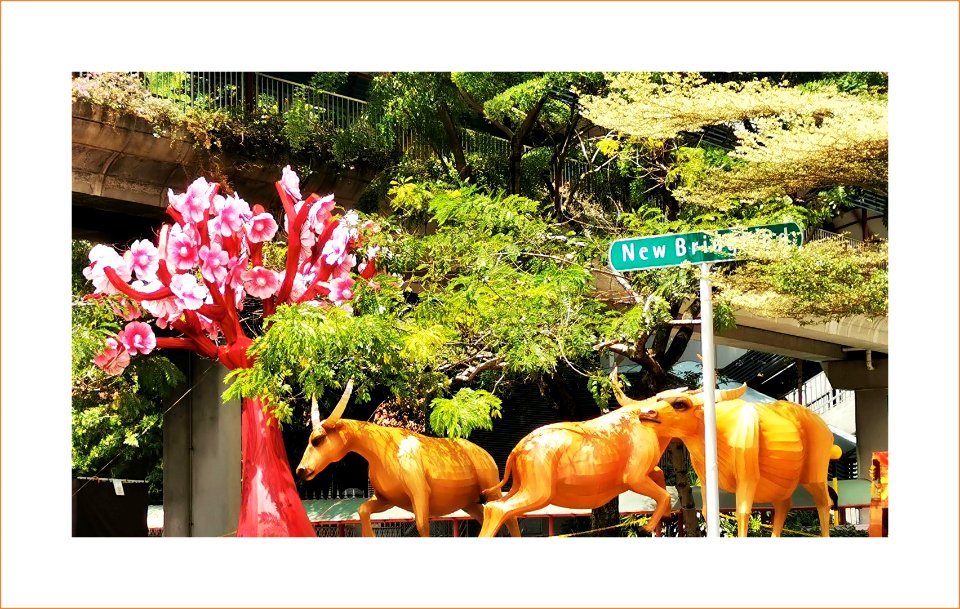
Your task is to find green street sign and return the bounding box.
[608,222,803,272]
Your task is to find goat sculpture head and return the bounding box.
[608,363,745,438]
[295,379,354,481]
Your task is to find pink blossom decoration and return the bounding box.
[199,243,230,284]
[308,194,336,231]
[242,266,280,299]
[118,321,157,355]
[247,213,278,243]
[289,271,312,301]
[129,239,160,281]
[321,224,351,266]
[83,245,132,295]
[167,228,200,271]
[181,177,214,223]
[281,165,301,201]
[170,273,209,310]
[328,275,355,305]
[133,279,181,323]
[93,337,131,376]
[216,195,251,237]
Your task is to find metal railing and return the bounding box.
[785,372,856,416]
[804,389,856,416]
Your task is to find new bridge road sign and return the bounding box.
[608,222,803,272]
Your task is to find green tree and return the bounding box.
[72,240,184,498]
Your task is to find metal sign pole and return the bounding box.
[699,262,720,537]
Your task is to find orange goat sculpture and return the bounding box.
[611,371,842,537]
[477,380,746,537]
[296,380,521,537]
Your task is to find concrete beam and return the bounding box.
[822,358,888,390]
[705,324,848,361]
[734,311,888,353]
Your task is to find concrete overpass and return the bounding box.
[72,99,378,244]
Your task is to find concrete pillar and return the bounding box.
[853,388,888,478]
[163,355,241,536]
[821,358,888,480]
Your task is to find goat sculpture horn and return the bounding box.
[311,395,320,431]
[716,383,748,402]
[610,363,634,408]
[322,378,354,428]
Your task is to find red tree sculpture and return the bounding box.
[83,166,379,536]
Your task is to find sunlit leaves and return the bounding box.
[428,388,502,439]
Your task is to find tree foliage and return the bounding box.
[72,241,184,494]
[578,72,887,207]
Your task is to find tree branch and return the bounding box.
[457,88,513,139]
[454,358,506,383]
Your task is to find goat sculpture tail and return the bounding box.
[830,444,843,460]
[482,450,517,500]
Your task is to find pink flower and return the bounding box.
[167,228,199,271]
[289,271,311,301]
[83,245,132,295]
[247,213,278,243]
[321,224,351,266]
[169,178,214,223]
[331,253,356,278]
[328,275,355,305]
[308,194,336,231]
[215,194,251,238]
[299,222,316,252]
[225,255,248,297]
[361,219,380,233]
[93,337,130,376]
[241,266,280,299]
[199,243,230,284]
[196,313,220,341]
[118,321,157,355]
[133,279,181,322]
[128,239,159,281]
[181,177,214,223]
[281,165,301,201]
[170,273,209,310]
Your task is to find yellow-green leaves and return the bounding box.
[429,388,502,439]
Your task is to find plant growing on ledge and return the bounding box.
[82,166,382,536]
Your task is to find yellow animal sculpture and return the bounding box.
[295,380,521,537]
[477,383,745,537]
[611,370,842,537]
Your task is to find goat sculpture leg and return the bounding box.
[479,485,551,537]
[770,497,792,537]
[357,497,394,537]
[735,482,758,537]
[802,482,833,537]
[467,503,522,537]
[626,474,673,534]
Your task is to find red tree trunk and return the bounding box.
[237,397,316,537]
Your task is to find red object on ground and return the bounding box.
[237,397,316,537]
